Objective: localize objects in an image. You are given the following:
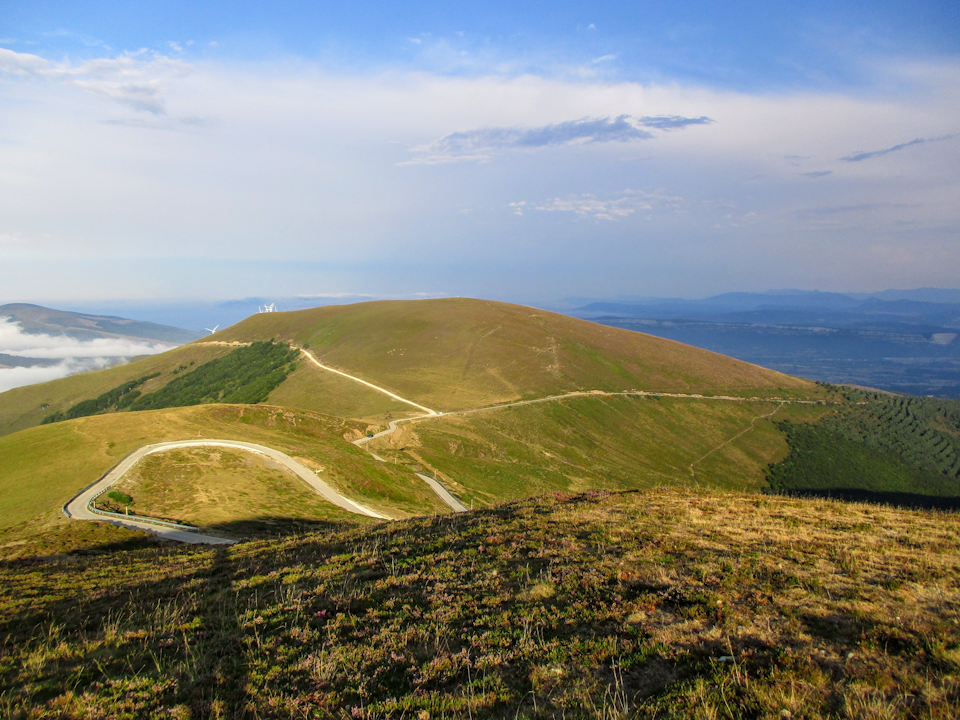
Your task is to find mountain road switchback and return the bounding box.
[63,439,389,544]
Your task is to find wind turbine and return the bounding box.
[205,324,219,334]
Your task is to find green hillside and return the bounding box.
[767,389,960,506]
[216,298,816,411]
[0,343,234,437]
[0,404,445,541]
[3,489,958,719]
[11,298,960,537]
[265,360,413,420]
[371,394,829,506]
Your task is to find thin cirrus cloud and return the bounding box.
[513,190,685,221]
[0,46,187,114]
[405,114,713,164]
[840,134,955,162]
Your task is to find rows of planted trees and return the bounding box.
[767,387,960,505]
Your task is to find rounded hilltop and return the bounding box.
[212,297,814,412]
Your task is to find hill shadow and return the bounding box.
[773,488,960,512]
[197,515,359,542]
[0,543,253,716]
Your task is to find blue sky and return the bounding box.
[0,0,958,303]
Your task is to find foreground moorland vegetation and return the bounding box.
[2,489,959,718]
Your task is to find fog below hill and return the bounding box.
[0,319,177,393]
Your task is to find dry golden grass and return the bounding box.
[110,447,369,536]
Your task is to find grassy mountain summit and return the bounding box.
[1,301,958,717]
[0,297,834,544]
[216,298,814,411]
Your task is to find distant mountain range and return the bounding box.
[555,289,960,398]
[0,304,202,344]
[0,305,201,386]
[564,288,960,330]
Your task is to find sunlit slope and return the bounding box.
[0,404,445,535]
[108,446,374,539]
[265,361,412,420]
[218,298,815,411]
[368,395,830,506]
[0,343,234,438]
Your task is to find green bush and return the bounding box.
[41,373,160,425]
[106,490,132,506]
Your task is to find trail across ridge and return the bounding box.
[352,388,821,449]
[299,348,438,415]
[686,402,786,482]
[67,351,821,544]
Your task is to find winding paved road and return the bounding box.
[416,473,469,513]
[66,348,828,544]
[64,439,389,544]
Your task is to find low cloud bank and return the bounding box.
[0,317,176,358]
[0,358,123,394]
[0,318,178,393]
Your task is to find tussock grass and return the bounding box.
[1,489,957,718]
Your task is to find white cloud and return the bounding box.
[0,318,176,358]
[0,48,957,298]
[0,46,189,113]
[533,190,685,221]
[0,358,121,393]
